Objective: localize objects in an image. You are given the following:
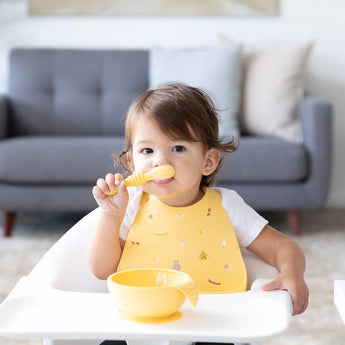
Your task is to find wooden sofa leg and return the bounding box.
[4,212,16,237]
[286,211,301,236]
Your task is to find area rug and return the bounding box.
[1,210,345,345]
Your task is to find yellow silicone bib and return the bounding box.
[118,188,247,293]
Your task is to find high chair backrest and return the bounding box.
[29,208,107,292]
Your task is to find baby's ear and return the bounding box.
[202,149,221,176]
[126,152,135,172]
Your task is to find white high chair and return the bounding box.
[334,280,345,325]
[0,208,292,345]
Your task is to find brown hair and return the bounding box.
[118,82,238,186]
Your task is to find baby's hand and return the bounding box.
[92,173,129,217]
[261,271,309,315]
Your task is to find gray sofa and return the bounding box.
[0,48,332,236]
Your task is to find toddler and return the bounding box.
[88,82,308,317]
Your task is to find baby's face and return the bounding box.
[130,116,210,207]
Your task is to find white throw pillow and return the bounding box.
[149,45,242,139]
[241,42,314,143]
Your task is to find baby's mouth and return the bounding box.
[153,177,173,186]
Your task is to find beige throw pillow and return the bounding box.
[241,42,313,143]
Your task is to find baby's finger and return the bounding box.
[105,173,116,192]
[96,177,111,195]
[114,173,124,186]
[291,287,309,315]
[292,296,305,315]
[117,180,127,195]
[115,180,129,209]
[300,298,309,314]
[93,185,106,199]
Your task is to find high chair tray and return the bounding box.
[334,280,345,325]
[0,276,292,343]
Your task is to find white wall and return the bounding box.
[1,0,345,208]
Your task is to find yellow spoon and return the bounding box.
[107,165,175,196]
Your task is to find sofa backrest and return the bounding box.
[8,49,149,136]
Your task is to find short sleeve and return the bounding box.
[217,187,268,248]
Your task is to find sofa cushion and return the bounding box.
[0,137,307,185]
[0,137,126,184]
[149,45,242,139]
[217,137,307,183]
[9,49,149,136]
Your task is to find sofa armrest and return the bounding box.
[0,95,9,139]
[299,95,333,206]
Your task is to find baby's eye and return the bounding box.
[142,148,153,154]
[172,145,185,152]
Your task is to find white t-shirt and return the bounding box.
[119,186,268,248]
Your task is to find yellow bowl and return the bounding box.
[107,268,199,319]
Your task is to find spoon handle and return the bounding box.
[107,165,175,196]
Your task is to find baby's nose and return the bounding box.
[153,155,169,167]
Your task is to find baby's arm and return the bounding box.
[246,225,309,315]
[88,173,129,280]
